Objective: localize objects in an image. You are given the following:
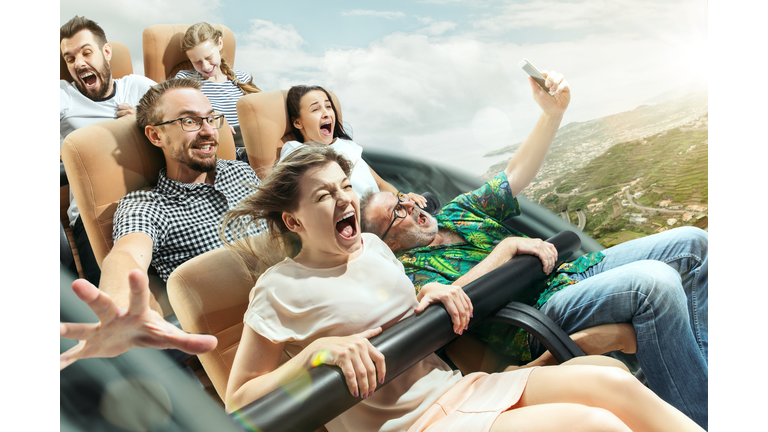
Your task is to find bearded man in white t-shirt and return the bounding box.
[60,16,156,284]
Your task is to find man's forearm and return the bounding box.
[505,111,564,196]
[453,238,518,288]
[99,249,147,309]
[98,232,158,313]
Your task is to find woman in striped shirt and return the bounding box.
[176,22,261,158]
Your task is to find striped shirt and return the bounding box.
[113,159,266,281]
[174,69,252,128]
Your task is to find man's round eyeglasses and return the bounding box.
[153,114,225,132]
[381,191,409,239]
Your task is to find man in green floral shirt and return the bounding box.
[392,170,606,361]
[360,68,709,429]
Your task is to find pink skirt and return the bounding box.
[407,367,536,432]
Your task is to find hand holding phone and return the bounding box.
[518,58,553,95]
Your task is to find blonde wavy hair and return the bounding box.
[220,145,353,275]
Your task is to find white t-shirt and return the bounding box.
[60,74,156,146]
[60,74,156,225]
[279,139,379,198]
[245,234,462,432]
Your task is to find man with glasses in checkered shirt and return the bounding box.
[60,78,264,369]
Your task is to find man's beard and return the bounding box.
[185,156,217,173]
[74,58,113,101]
[181,137,218,173]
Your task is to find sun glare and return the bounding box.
[661,21,709,87]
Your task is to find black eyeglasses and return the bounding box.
[381,191,409,239]
[153,113,224,131]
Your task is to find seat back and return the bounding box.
[167,246,291,401]
[142,24,236,83]
[60,115,236,267]
[236,89,343,179]
[60,40,134,82]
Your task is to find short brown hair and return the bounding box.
[221,145,353,274]
[135,78,203,129]
[60,16,107,47]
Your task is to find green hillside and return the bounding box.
[532,116,707,247]
[554,124,708,201]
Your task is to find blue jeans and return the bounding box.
[531,227,708,429]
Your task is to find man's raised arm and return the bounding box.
[505,70,571,197]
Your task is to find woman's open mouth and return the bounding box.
[320,121,333,137]
[335,211,359,240]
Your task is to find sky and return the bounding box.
[20,1,765,430]
[58,0,709,176]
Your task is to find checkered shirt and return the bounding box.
[113,159,266,281]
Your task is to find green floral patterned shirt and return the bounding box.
[396,172,604,362]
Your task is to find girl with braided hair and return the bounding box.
[176,22,261,156]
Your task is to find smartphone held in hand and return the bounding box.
[519,58,553,95]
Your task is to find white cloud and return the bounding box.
[232,12,706,175]
[473,0,704,34]
[416,20,458,36]
[233,19,324,90]
[342,10,406,19]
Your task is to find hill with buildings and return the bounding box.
[532,119,707,247]
[481,89,708,247]
[481,90,708,182]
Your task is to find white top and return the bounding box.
[245,234,462,432]
[279,139,379,198]
[60,74,156,226]
[60,74,156,147]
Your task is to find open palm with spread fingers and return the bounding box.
[60,269,218,370]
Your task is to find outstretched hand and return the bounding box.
[60,269,218,370]
[529,70,570,114]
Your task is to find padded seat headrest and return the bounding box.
[142,24,236,83]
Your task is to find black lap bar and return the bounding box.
[232,231,582,432]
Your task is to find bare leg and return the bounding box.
[490,403,632,432]
[504,354,630,373]
[491,365,704,432]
